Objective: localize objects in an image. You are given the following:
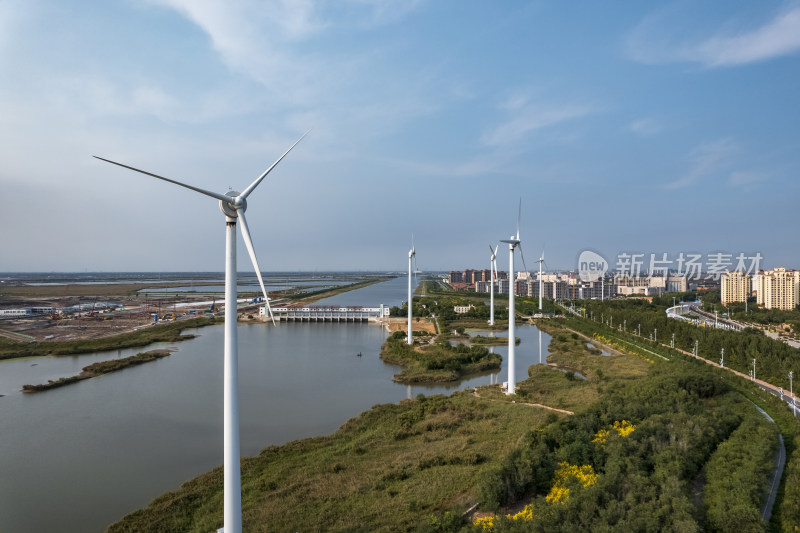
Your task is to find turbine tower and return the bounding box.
[500,200,527,395]
[94,131,309,533]
[536,250,545,311]
[407,237,416,345]
[489,245,498,326]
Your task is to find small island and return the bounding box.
[21,349,173,392]
[380,331,501,383]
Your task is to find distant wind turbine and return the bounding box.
[93,130,309,533]
[407,236,416,345]
[488,245,499,326]
[537,249,545,311]
[500,199,528,395]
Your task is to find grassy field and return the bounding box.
[106,319,658,532]
[0,282,210,298]
[108,392,554,532]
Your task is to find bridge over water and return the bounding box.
[261,305,391,323]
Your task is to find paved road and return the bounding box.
[752,405,786,522]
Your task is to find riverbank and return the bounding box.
[286,277,386,303]
[101,321,649,532]
[0,316,218,361]
[21,349,173,392]
[0,276,391,361]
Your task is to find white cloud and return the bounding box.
[147,0,328,104]
[627,6,800,67]
[481,102,593,147]
[664,139,737,189]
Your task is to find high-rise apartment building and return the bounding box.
[756,268,800,310]
[720,271,751,305]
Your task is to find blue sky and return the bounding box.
[1,1,798,273]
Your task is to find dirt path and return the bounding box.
[472,389,574,415]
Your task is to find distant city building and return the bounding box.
[475,280,493,293]
[497,279,510,295]
[721,271,751,305]
[614,274,665,296]
[666,275,688,293]
[756,267,800,310]
[454,304,475,314]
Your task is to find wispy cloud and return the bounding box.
[664,139,737,189]
[481,95,594,147]
[627,6,800,67]
[149,0,325,103]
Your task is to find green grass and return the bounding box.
[0,316,219,360]
[105,314,799,532]
[107,393,552,532]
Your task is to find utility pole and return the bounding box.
[791,371,796,416]
[694,340,698,357]
[719,348,724,368]
[654,328,657,343]
[752,358,756,381]
[610,316,613,328]
[671,333,674,349]
[623,319,626,332]
[638,323,641,336]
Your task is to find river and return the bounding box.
[0,276,551,532]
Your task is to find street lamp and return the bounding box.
[791,371,796,417]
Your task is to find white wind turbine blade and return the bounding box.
[516,198,522,240]
[236,208,275,325]
[518,244,530,277]
[93,156,232,203]
[240,130,311,200]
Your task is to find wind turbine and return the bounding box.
[500,199,528,395]
[489,245,499,326]
[93,130,309,533]
[407,237,416,345]
[536,249,545,311]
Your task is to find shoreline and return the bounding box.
[0,276,394,361]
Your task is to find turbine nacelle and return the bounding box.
[220,192,246,218]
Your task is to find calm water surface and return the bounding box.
[0,277,552,532]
